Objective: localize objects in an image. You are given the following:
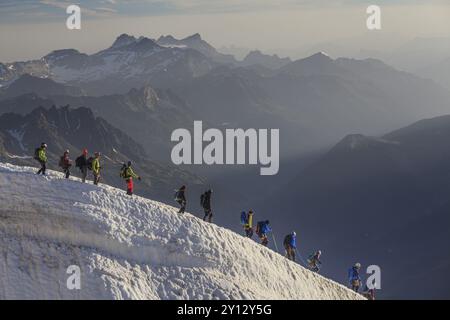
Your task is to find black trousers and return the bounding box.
[37,161,46,175]
[203,208,212,222]
[80,167,88,183]
[63,168,71,179]
[177,200,186,213]
[93,173,100,185]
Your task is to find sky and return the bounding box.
[0,0,449,62]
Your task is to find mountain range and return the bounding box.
[264,115,450,299]
[240,50,291,70]
[156,33,236,65]
[2,35,449,153]
[1,33,450,298]
[0,106,203,202]
[0,34,218,96]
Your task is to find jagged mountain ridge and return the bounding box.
[0,75,198,162]
[0,106,203,202]
[0,34,219,95]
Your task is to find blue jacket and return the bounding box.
[290,235,296,249]
[261,223,271,234]
[348,267,361,282]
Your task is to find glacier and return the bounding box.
[0,162,362,300]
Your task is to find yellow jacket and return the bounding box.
[125,167,139,179]
[92,157,100,175]
[245,213,253,229]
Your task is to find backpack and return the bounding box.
[174,190,181,201]
[86,157,94,170]
[200,193,205,207]
[240,212,248,225]
[34,148,40,161]
[58,156,65,168]
[120,165,127,178]
[256,221,264,236]
[75,156,83,168]
[283,234,292,247]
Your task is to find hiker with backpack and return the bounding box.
[92,152,101,185]
[200,189,213,222]
[120,161,141,196]
[240,210,254,238]
[75,149,89,183]
[348,262,362,293]
[362,284,376,300]
[174,185,187,213]
[283,231,297,261]
[255,220,271,246]
[35,143,48,175]
[307,250,322,272]
[59,150,72,179]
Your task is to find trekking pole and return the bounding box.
[295,248,308,267]
[271,232,279,253]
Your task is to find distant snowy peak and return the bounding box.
[132,37,160,51]
[31,34,215,94]
[111,33,138,49]
[184,33,202,41]
[44,49,84,61]
[305,51,333,62]
[0,59,51,88]
[157,33,203,46]
[157,33,236,64]
[157,35,177,43]
[157,33,211,51]
[43,49,89,69]
[0,33,227,94]
[102,35,161,55]
[318,51,330,57]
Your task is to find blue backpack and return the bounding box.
[240,211,247,225]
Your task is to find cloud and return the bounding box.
[39,0,118,17]
[39,0,71,10]
[1,0,449,25]
[95,7,118,13]
[84,0,450,17]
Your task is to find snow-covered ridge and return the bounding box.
[0,162,362,300]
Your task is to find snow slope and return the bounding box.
[0,162,362,300]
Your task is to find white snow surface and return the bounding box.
[0,162,363,300]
